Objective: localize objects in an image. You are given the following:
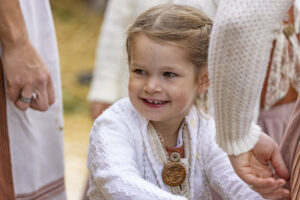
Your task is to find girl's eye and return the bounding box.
[133,69,147,75]
[163,72,177,77]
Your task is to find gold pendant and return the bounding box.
[162,161,186,186]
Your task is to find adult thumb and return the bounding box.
[271,147,290,181]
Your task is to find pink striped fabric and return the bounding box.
[291,145,300,200]
[280,96,300,199]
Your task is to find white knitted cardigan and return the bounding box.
[209,0,294,155]
[87,98,264,200]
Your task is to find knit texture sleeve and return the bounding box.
[208,0,294,155]
[87,101,186,200]
[201,119,264,199]
[87,0,135,103]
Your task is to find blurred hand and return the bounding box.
[90,101,111,120]
[2,40,55,111]
[229,133,290,199]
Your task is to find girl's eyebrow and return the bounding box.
[130,63,145,68]
[161,65,179,70]
[131,63,183,71]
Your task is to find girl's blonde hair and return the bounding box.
[126,4,212,77]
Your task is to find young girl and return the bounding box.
[87,4,264,200]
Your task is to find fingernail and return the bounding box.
[266,179,273,184]
[284,194,290,198]
[284,190,290,197]
[278,179,285,184]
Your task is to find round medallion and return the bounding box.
[162,162,186,186]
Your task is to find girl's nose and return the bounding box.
[144,77,162,93]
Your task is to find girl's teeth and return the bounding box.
[146,99,165,104]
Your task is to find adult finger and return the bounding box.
[30,84,49,111]
[6,81,22,103]
[47,77,55,106]
[260,188,290,200]
[270,147,290,180]
[242,173,277,188]
[15,85,34,111]
[253,178,286,194]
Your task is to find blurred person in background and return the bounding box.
[205,1,300,148]
[257,1,300,146]
[0,0,65,199]
[209,0,300,199]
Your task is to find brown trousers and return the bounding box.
[0,61,15,199]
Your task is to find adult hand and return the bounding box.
[229,133,290,199]
[90,101,111,120]
[2,40,55,111]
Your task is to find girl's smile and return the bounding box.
[141,98,170,108]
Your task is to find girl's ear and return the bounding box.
[197,68,209,94]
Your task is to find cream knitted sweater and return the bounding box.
[209,0,294,155]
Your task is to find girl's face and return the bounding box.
[128,35,208,127]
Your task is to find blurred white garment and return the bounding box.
[0,0,65,199]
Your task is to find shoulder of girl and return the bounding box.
[94,97,136,123]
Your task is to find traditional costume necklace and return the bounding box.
[147,122,190,198]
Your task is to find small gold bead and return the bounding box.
[283,24,295,39]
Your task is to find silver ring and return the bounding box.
[19,95,32,104]
[248,184,254,189]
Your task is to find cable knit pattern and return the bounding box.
[209,0,294,155]
[87,98,264,200]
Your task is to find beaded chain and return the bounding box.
[147,122,191,199]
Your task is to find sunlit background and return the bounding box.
[51,0,107,199]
